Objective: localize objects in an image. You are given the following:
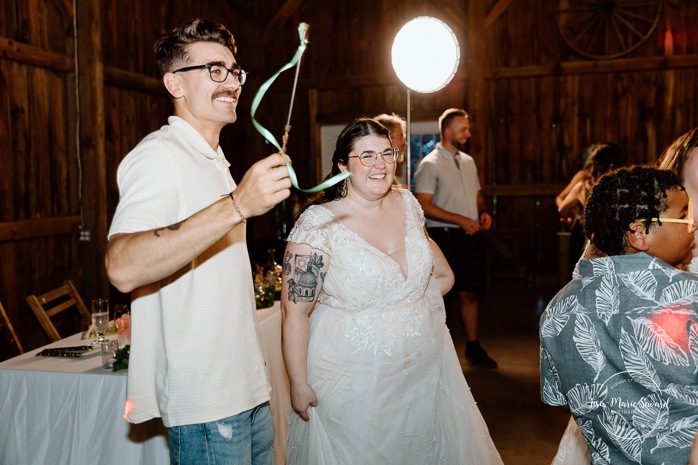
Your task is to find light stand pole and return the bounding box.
[406,88,411,190]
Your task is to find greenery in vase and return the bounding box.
[255,284,276,309]
[112,345,130,372]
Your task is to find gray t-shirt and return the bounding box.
[413,144,481,228]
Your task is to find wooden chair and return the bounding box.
[26,280,91,342]
[0,301,23,354]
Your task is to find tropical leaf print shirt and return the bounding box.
[540,252,698,464]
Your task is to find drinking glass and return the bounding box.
[91,298,110,344]
[114,304,131,345]
[101,340,118,369]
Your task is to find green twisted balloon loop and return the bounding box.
[251,23,351,193]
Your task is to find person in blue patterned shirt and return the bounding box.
[540,165,698,464]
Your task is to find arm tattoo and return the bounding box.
[153,219,186,237]
[286,251,326,304]
[283,252,293,275]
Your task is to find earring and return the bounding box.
[340,178,348,196]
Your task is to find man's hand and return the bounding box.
[233,153,292,219]
[479,211,493,231]
[459,217,482,235]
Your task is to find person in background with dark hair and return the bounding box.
[414,108,497,368]
[558,143,623,279]
[540,166,698,464]
[555,143,605,210]
[105,18,291,465]
[282,117,503,464]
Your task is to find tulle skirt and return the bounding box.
[286,303,503,465]
[551,417,591,465]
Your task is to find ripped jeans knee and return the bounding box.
[168,402,274,465]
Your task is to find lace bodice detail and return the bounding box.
[287,189,434,313]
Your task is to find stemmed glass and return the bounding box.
[91,298,110,344]
[114,304,131,345]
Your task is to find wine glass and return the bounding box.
[91,298,110,344]
[114,304,131,345]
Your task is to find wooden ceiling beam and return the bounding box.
[486,54,698,79]
[485,0,514,29]
[0,37,74,71]
[262,0,304,46]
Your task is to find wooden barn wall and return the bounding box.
[0,0,287,357]
[0,0,80,356]
[278,0,698,285]
[480,0,698,281]
[2,0,698,358]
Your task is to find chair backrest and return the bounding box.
[26,280,91,342]
[0,301,23,354]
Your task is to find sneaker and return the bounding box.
[465,342,498,368]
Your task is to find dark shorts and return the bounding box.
[427,227,486,295]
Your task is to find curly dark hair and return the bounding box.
[302,118,391,210]
[155,18,237,76]
[584,166,683,256]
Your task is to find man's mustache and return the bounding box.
[212,90,239,100]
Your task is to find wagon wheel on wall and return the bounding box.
[555,0,663,60]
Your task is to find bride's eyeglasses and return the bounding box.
[348,148,398,167]
[630,197,698,234]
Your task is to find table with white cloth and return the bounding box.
[0,302,290,465]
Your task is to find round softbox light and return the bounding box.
[391,16,460,93]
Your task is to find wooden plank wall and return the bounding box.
[1,0,697,358]
[0,0,277,357]
[283,0,697,284]
[479,0,698,281]
[0,0,80,355]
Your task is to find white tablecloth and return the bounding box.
[0,302,289,465]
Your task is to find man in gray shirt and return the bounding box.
[414,108,496,368]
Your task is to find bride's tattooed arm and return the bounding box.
[283,249,327,304]
[281,243,329,421]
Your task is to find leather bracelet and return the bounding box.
[230,192,246,224]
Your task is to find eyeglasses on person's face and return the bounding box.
[348,148,398,167]
[631,197,698,234]
[172,62,247,85]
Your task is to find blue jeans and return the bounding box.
[168,402,275,465]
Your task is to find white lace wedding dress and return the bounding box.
[285,189,503,465]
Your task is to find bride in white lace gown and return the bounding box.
[281,118,503,465]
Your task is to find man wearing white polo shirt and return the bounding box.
[105,18,291,465]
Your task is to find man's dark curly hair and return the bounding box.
[584,166,684,256]
[155,18,236,77]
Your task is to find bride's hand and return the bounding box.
[290,382,318,421]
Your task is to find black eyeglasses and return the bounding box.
[172,63,247,85]
[348,148,398,167]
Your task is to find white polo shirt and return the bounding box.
[414,144,481,228]
[108,116,270,427]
